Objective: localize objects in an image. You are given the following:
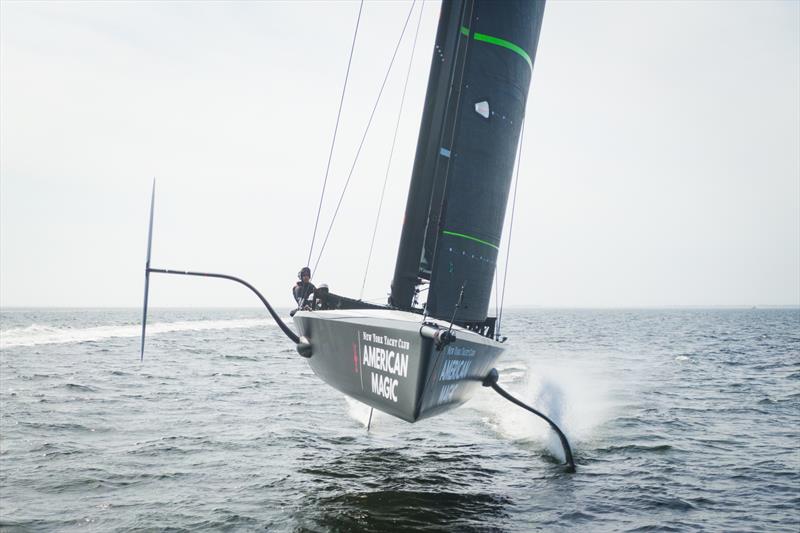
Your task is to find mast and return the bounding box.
[390,0,470,311]
[391,0,546,324]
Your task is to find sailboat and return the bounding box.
[140,0,575,471]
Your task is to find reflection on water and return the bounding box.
[305,490,511,532]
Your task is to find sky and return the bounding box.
[1,0,798,308]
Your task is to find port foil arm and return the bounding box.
[147,268,301,346]
[139,180,305,362]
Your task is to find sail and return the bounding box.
[391,0,546,323]
[389,0,467,312]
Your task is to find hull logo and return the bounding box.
[360,330,411,403]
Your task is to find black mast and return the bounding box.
[390,0,471,311]
[391,0,545,324]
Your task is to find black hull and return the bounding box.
[293,309,504,422]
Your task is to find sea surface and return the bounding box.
[1,307,798,532]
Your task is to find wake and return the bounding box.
[0,318,277,349]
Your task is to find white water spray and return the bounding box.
[344,396,374,428]
[343,396,407,433]
[475,357,615,461]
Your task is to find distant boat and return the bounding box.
[140,0,574,471]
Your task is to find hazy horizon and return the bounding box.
[2,1,798,308]
[2,304,798,311]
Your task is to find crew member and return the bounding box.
[292,267,315,310]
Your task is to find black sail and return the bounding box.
[389,0,469,311]
[391,0,546,323]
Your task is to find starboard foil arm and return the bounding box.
[138,182,309,361]
[482,368,576,472]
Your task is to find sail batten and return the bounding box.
[442,230,499,250]
[472,32,534,70]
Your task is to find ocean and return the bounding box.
[1,307,798,531]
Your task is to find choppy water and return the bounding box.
[1,307,798,531]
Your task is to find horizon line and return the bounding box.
[1,304,798,310]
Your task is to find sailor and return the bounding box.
[292,267,316,310]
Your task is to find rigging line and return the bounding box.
[494,266,499,334]
[313,0,418,274]
[498,120,525,335]
[306,0,364,269]
[359,0,425,300]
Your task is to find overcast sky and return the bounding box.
[1,0,798,308]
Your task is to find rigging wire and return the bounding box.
[306,0,364,269]
[498,120,526,336]
[313,0,418,274]
[359,0,425,300]
[494,267,500,337]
